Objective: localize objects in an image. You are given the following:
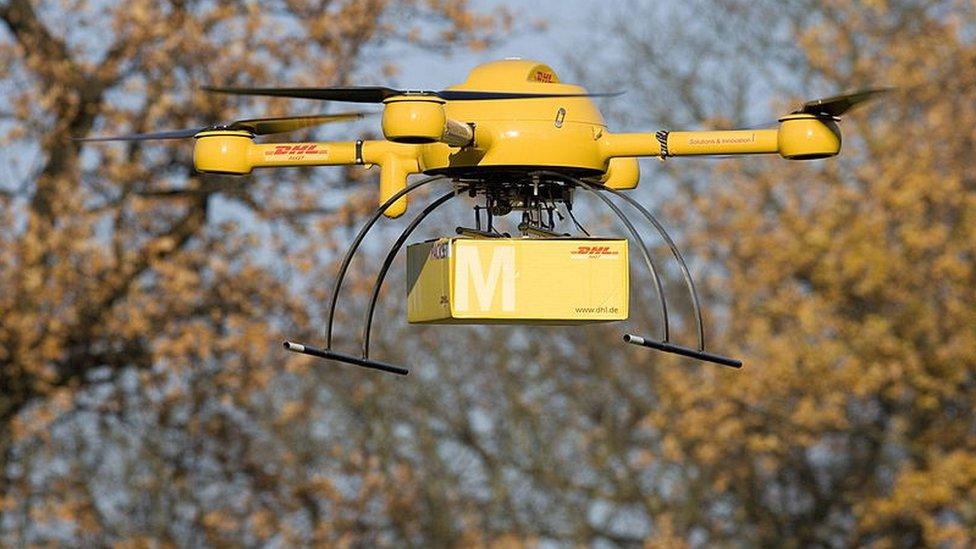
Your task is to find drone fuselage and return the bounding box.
[76,58,884,372]
[192,59,842,217]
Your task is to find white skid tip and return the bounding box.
[283,341,305,352]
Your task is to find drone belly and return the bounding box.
[418,120,607,175]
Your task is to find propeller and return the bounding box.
[75,112,370,142]
[703,87,893,135]
[690,88,892,160]
[792,87,892,117]
[202,85,623,103]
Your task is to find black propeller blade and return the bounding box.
[714,87,893,132]
[228,112,368,134]
[76,128,203,142]
[202,86,402,103]
[202,85,623,103]
[793,87,893,117]
[75,112,370,142]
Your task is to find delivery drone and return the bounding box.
[80,59,888,375]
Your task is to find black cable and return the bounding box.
[565,202,591,236]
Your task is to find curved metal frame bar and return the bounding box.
[598,187,705,351]
[361,188,463,358]
[532,171,671,343]
[533,171,739,368]
[288,169,740,372]
[325,174,448,349]
[543,173,705,352]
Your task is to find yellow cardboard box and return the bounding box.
[407,237,629,324]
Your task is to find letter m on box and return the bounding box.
[454,244,515,312]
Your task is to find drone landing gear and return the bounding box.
[622,335,742,369]
[282,341,409,375]
[533,171,743,370]
[283,174,454,375]
[284,170,742,376]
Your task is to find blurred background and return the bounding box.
[1,0,974,546]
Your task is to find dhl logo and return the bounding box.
[571,245,619,257]
[266,144,329,156]
[529,69,557,83]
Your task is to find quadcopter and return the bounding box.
[80,59,887,375]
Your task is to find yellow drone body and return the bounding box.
[80,58,887,372]
[188,58,852,217]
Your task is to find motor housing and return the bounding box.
[382,97,447,144]
[193,130,254,174]
[778,114,841,160]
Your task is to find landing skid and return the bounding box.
[285,171,742,374]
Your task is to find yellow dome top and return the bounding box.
[458,59,562,89]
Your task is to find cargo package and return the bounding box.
[407,237,629,324]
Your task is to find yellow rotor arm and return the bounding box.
[193,131,421,217]
[600,114,841,161]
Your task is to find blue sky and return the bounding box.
[392,0,593,90]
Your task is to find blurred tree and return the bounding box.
[261,0,976,543]
[2,0,974,547]
[0,0,509,544]
[568,0,976,545]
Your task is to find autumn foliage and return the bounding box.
[1,0,974,546]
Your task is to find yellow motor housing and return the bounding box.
[777,114,841,160]
[193,130,254,174]
[602,157,640,190]
[382,97,447,144]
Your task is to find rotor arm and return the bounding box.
[598,133,664,158]
[193,133,421,218]
[663,129,779,156]
[193,131,360,173]
[248,141,358,168]
[599,129,778,159]
[250,139,421,217]
[599,116,841,161]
